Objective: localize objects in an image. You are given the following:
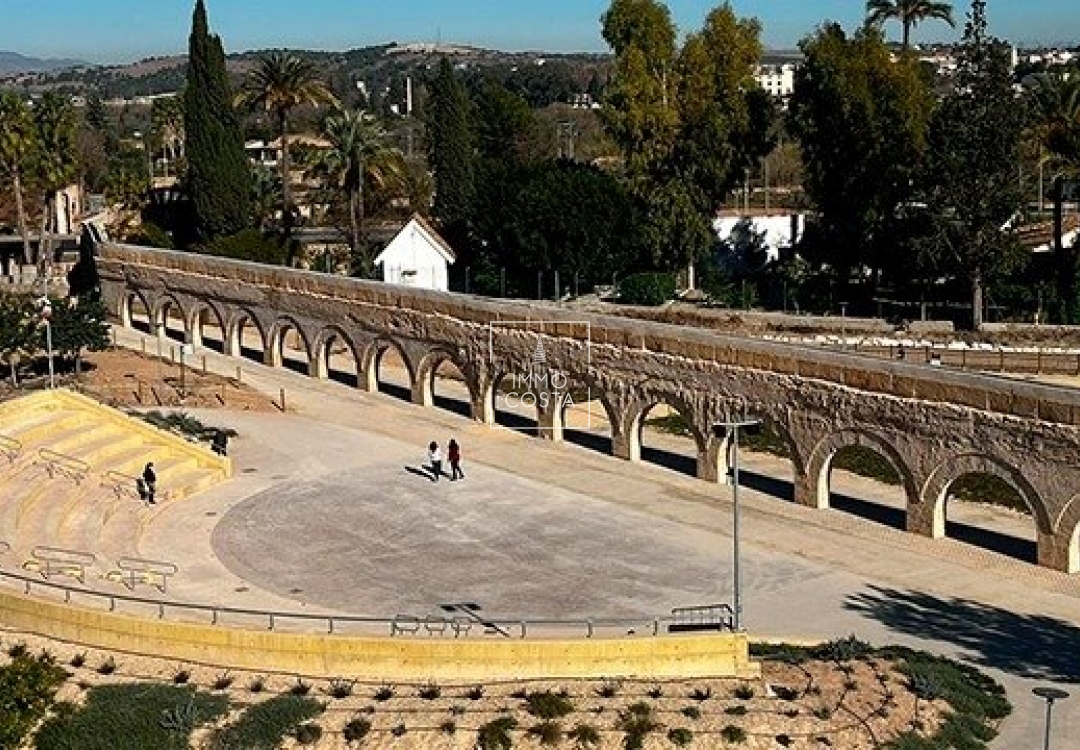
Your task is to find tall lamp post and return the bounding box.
[1033,686,1069,750]
[713,417,761,632]
[39,298,55,389]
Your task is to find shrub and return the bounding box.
[208,694,323,750]
[647,685,664,699]
[618,272,676,306]
[525,690,575,720]
[689,686,713,702]
[391,723,407,737]
[35,684,227,750]
[476,716,518,750]
[720,724,747,743]
[449,704,467,716]
[172,669,190,685]
[596,681,620,699]
[204,229,287,266]
[568,723,601,748]
[725,705,748,716]
[440,718,457,734]
[326,678,354,699]
[374,684,394,701]
[6,642,28,659]
[527,721,563,746]
[733,685,755,700]
[681,705,701,720]
[814,635,873,663]
[212,672,233,691]
[0,652,69,749]
[668,727,694,746]
[342,717,371,742]
[813,705,833,720]
[466,685,485,700]
[69,652,86,668]
[776,734,794,747]
[295,722,322,745]
[418,682,441,700]
[619,703,660,750]
[289,678,311,696]
[96,657,117,675]
[247,676,265,693]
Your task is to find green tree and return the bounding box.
[184,0,251,244]
[313,108,403,274]
[1031,71,1080,171]
[0,293,36,385]
[104,143,150,208]
[45,296,110,374]
[31,92,78,268]
[426,58,476,246]
[920,0,1025,329]
[150,94,186,179]
[0,92,37,266]
[865,0,955,50]
[790,23,934,302]
[237,52,337,246]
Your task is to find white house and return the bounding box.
[374,214,456,291]
[714,213,805,264]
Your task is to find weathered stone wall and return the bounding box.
[97,243,1080,573]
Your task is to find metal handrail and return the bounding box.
[114,556,178,593]
[0,566,686,640]
[0,434,21,463]
[25,546,97,584]
[101,470,141,501]
[34,448,90,485]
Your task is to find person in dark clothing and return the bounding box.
[143,462,157,504]
[212,430,228,456]
[448,438,464,481]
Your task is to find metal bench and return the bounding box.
[22,546,96,584]
[0,434,21,464]
[424,616,449,637]
[33,449,90,485]
[668,603,735,633]
[390,614,422,636]
[107,556,179,594]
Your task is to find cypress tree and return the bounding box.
[184,0,250,244]
[426,58,475,245]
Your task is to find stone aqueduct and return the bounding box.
[98,244,1080,573]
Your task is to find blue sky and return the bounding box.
[3,0,1078,64]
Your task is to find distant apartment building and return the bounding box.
[755,62,797,99]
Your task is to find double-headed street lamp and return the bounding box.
[713,417,761,632]
[38,298,55,389]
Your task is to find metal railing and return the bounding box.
[22,546,97,584]
[112,556,178,594]
[0,566,693,640]
[0,434,21,464]
[101,470,141,502]
[33,449,90,485]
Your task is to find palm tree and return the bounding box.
[236,52,337,243]
[32,93,78,272]
[0,93,37,268]
[866,0,955,50]
[1031,71,1080,172]
[312,109,404,275]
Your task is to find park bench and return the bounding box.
[668,603,735,633]
[0,434,21,464]
[22,546,96,584]
[105,556,178,593]
[33,449,90,485]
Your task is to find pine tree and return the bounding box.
[184,0,251,244]
[426,58,475,246]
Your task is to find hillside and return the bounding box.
[0,50,84,75]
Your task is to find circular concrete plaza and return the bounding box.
[207,415,824,620]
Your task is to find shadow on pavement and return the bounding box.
[946,520,1036,563]
[845,585,1080,683]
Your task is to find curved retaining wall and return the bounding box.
[0,588,758,681]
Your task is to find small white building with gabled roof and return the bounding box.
[374,214,456,291]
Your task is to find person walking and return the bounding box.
[142,462,157,504]
[448,438,464,481]
[427,441,442,482]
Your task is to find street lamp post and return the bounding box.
[39,299,55,389]
[714,417,761,632]
[1032,686,1069,750]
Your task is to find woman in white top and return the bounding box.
[428,441,442,482]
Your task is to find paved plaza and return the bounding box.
[117,327,1080,748]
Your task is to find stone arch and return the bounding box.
[623,394,708,479]
[120,288,154,334]
[152,293,187,343]
[708,409,804,502]
[310,325,363,384]
[267,316,313,372]
[360,336,416,397]
[225,308,268,360]
[806,428,920,513]
[486,367,544,433]
[558,378,620,456]
[1050,494,1080,574]
[921,453,1051,541]
[415,346,480,417]
[185,301,228,351]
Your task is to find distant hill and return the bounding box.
[0,50,86,75]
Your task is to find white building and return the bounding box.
[714,213,805,264]
[755,63,797,99]
[374,214,456,291]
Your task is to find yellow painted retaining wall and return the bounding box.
[0,388,231,478]
[0,588,758,681]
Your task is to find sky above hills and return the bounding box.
[2,0,1077,64]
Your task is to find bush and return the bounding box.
[733,685,755,700]
[440,719,457,735]
[418,683,441,700]
[725,705,748,716]
[294,722,322,745]
[527,721,563,746]
[0,652,68,749]
[208,695,323,750]
[326,678,354,699]
[374,684,394,701]
[617,272,676,306]
[668,727,694,746]
[568,723,601,748]
[525,690,575,720]
[212,673,233,691]
[477,716,517,750]
[466,685,485,700]
[289,678,311,696]
[680,705,701,720]
[618,703,660,750]
[171,669,190,685]
[689,686,713,702]
[342,717,371,742]
[35,684,227,750]
[720,724,747,743]
[203,229,287,266]
[95,657,117,675]
[596,682,620,699]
